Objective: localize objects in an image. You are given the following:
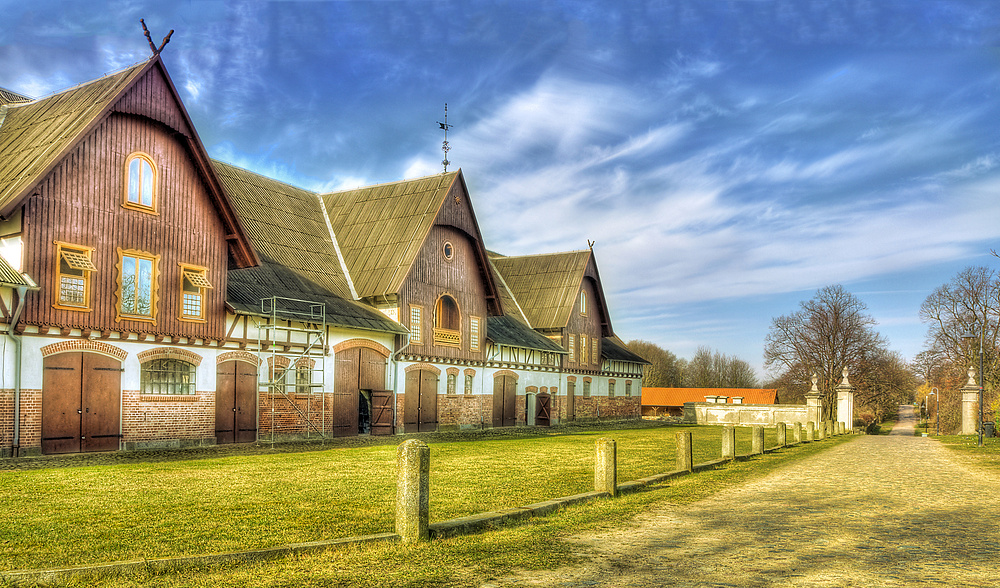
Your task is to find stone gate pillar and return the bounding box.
[805,373,823,428]
[961,366,980,436]
[835,368,855,432]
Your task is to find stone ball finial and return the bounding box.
[810,373,819,392]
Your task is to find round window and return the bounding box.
[443,241,454,260]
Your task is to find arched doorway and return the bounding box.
[404,366,439,433]
[333,343,390,436]
[492,371,517,427]
[216,360,258,444]
[42,352,122,454]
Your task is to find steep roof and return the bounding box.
[0,255,34,289]
[489,249,594,330]
[0,56,256,267]
[321,171,459,299]
[641,388,778,407]
[0,87,32,105]
[601,336,649,364]
[487,258,531,326]
[214,160,405,335]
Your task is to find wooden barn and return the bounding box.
[0,51,647,456]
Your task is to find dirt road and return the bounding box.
[490,407,1000,587]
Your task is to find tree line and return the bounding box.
[624,342,759,389]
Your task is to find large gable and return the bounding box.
[490,249,595,330]
[0,57,256,267]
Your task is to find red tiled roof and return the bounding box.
[641,387,777,406]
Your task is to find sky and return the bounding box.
[3,0,1000,379]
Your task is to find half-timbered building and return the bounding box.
[0,52,645,456]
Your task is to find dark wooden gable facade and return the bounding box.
[398,172,501,361]
[10,58,255,341]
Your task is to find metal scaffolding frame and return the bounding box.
[255,296,328,446]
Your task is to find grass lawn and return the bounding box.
[933,433,1000,470]
[0,423,836,586]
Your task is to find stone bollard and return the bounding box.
[839,422,846,435]
[817,420,826,440]
[793,422,802,444]
[676,431,693,472]
[396,439,430,543]
[722,426,736,460]
[595,438,618,497]
[776,423,787,447]
[826,420,834,437]
[806,421,815,442]
[752,425,764,455]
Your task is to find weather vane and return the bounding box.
[140,19,173,56]
[438,103,453,173]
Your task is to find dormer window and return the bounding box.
[124,153,156,212]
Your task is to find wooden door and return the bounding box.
[535,392,551,427]
[215,361,236,444]
[371,390,394,435]
[566,381,576,422]
[334,348,361,437]
[216,360,258,444]
[42,353,121,454]
[82,353,123,452]
[235,362,258,443]
[404,369,438,433]
[492,375,517,427]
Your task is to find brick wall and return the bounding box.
[438,393,487,429]
[122,390,214,443]
[0,389,41,455]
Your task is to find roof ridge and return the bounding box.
[6,59,151,107]
[321,169,459,196]
[212,158,319,196]
[492,248,591,261]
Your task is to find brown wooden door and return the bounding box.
[235,362,258,443]
[333,348,360,437]
[492,375,517,427]
[371,390,394,435]
[42,353,121,454]
[566,381,576,422]
[82,353,123,451]
[216,360,258,444]
[215,361,236,444]
[404,369,438,433]
[535,392,551,427]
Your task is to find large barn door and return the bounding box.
[42,352,121,454]
[82,353,123,452]
[334,348,361,437]
[492,375,517,428]
[216,360,258,444]
[404,369,438,433]
[371,390,394,435]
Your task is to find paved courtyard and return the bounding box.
[490,407,1000,587]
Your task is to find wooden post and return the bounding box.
[752,425,764,455]
[676,431,693,472]
[595,438,617,497]
[721,426,736,460]
[396,439,429,543]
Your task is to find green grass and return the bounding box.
[933,434,1000,471]
[0,424,811,578]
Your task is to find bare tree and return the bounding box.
[683,346,759,388]
[626,340,684,387]
[764,285,886,420]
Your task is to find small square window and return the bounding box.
[179,265,213,321]
[55,242,96,310]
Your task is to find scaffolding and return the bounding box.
[256,296,328,445]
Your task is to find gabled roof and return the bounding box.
[0,255,34,289]
[641,388,778,407]
[0,87,32,105]
[601,336,649,364]
[214,160,405,335]
[321,171,460,299]
[490,249,608,331]
[0,56,256,267]
[487,257,531,326]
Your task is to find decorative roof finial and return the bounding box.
[140,19,173,56]
[810,373,819,392]
[437,103,453,173]
[588,239,595,250]
[840,367,850,387]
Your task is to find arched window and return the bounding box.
[434,294,461,347]
[125,153,156,211]
[141,358,196,395]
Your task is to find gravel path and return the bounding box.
[489,407,1000,587]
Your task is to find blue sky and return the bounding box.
[3,1,1000,378]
